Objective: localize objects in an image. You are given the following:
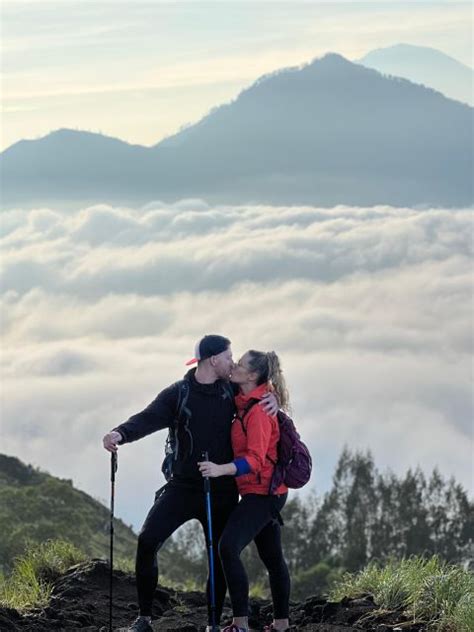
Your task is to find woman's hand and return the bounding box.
[198,461,224,478]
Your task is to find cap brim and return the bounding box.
[185,358,198,366]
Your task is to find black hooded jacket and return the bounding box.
[114,369,238,492]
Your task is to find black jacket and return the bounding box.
[114,369,238,492]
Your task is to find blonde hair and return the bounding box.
[247,349,290,412]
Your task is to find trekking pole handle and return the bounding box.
[111,451,118,480]
[201,451,210,493]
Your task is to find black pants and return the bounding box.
[136,482,238,623]
[218,493,290,618]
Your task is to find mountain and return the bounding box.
[1,54,472,208]
[358,43,473,106]
[0,453,138,572]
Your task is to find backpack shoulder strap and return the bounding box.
[236,398,260,436]
[175,379,190,418]
[164,379,192,458]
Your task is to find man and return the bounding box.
[103,335,277,632]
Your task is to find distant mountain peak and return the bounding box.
[358,42,473,106]
[316,52,353,65]
[360,42,471,69]
[3,127,143,156]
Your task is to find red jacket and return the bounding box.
[232,383,288,496]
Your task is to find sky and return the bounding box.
[0,1,473,531]
[1,1,472,150]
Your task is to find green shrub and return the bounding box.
[0,539,86,610]
[114,556,135,574]
[329,555,474,630]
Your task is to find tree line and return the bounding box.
[164,448,473,598]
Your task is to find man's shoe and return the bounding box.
[128,616,153,631]
[263,626,290,632]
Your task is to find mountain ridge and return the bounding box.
[1,53,472,208]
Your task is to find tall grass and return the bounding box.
[0,539,86,611]
[329,555,474,631]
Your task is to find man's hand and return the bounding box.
[261,391,279,416]
[103,431,122,453]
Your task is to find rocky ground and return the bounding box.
[0,560,426,631]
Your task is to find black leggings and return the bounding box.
[218,493,290,618]
[135,483,238,623]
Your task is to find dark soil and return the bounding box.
[0,560,427,631]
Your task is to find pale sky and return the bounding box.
[1,1,472,150]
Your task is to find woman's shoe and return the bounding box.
[222,625,248,632]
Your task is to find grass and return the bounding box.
[0,539,86,611]
[2,540,472,632]
[329,555,474,631]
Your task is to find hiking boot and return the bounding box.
[128,616,153,632]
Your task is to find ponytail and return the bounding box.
[247,349,290,412]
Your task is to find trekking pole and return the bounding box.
[202,451,218,632]
[109,451,118,632]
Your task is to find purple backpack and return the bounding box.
[237,401,312,494]
[270,410,312,493]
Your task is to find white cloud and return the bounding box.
[0,202,472,528]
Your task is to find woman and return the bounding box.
[198,350,291,632]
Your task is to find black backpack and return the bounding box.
[161,379,234,481]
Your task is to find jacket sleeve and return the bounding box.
[241,406,274,474]
[113,383,178,444]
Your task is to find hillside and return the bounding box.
[0,454,137,572]
[1,53,472,208]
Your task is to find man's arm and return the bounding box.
[102,383,178,452]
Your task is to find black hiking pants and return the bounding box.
[135,482,238,623]
[218,493,290,618]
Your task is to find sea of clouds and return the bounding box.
[1,200,472,529]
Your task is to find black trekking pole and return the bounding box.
[109,451,118,632]
[202,451,219,632]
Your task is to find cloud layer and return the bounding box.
[1,201,472,528]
